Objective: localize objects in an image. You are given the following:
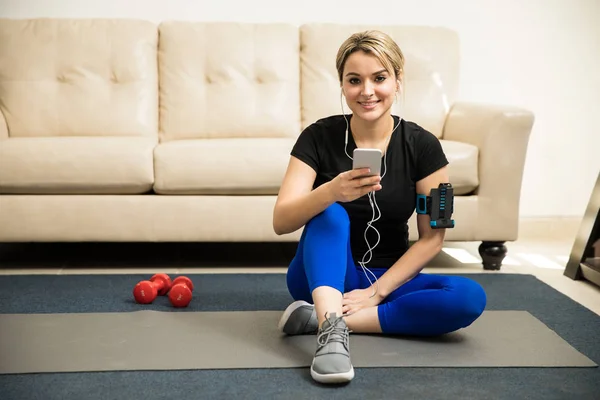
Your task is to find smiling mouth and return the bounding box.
[359,101,380,108]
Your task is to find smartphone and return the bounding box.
[352,148,382,177]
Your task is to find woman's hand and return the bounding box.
[342,287,383,316]
[328,168,382,203]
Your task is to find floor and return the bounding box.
[1,230,599,317]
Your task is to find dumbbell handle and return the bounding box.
[147,279,167,291]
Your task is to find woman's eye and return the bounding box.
[349,78,360,84]
[376,76,387,82]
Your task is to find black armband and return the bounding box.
[416,183,455,229]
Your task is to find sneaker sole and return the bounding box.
[310,365,355,384]
[277,300,312,333]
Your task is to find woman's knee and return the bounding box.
[452,278,487,326]
[305,202,349,234]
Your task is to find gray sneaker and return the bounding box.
[310,312,354,384]
[278,300,318,335]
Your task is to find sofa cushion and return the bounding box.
[158,22,300,141]
[0,137,155,194]
[0,18,158,138]
[440,139,479,195]
[154,138,295,194]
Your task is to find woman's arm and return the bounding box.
[273,157,335,235]
[273,156,383,235]
[371,165,449,299]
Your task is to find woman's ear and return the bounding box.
[396,79,403,95]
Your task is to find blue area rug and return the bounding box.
[0,272,598,400]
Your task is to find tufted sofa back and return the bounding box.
[158,22,301,142]
[0,19,459,141]
[299,24,460,138]
[0,19,158,139]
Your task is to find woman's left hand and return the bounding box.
[342,287,383,316]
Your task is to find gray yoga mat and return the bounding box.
[0,310,595,374]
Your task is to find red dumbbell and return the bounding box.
[133,273,172,304]
[168,276,194,308]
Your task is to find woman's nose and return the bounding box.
[361,81,374,96]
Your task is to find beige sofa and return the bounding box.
[0,19,534,270]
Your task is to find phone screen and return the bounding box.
[352,148,382,176]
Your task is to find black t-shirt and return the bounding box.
[290,114,449,269]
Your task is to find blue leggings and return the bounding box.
[286,203,487,336]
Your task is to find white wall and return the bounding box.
[1,0,599,218]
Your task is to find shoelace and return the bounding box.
[317,316,351,349]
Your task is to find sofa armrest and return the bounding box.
[442,101,535,240]
[0,108,8,140]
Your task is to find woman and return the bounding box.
[272,30,486,384]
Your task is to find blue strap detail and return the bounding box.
[416,194,428,214]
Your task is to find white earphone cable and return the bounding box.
[341,106,400,299]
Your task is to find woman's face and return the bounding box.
[341,50,398,123]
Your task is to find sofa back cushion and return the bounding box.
[300,24,459,138]
[158,22,300,141]
[0,19,158,138]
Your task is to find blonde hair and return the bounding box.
[335,30,405,85]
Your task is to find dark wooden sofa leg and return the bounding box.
[478,241,507,270]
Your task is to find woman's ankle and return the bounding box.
[312,286,343,327]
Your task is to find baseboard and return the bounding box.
[518,217,582,241]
